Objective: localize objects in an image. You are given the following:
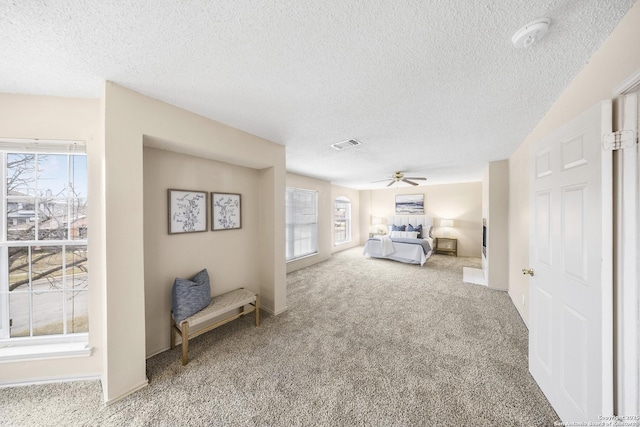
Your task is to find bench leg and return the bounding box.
[181,322,189,365]
[254,294,260,327]
[170,315,176,350]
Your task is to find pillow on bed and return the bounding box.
[407,224,423,238]
[390,231,419,239]
[425,225,433,238]
[391,224,406,231]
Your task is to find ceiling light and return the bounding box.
[512,18,551,48]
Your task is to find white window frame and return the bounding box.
[334,196,351,245]
[285,187,318,261]
[0,139,90,357]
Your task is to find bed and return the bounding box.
[363,216,434,266]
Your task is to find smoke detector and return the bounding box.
[512,18,551,48]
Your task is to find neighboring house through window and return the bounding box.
[334,196,351,245]
[0,141,88,347]
[285,187,318,261]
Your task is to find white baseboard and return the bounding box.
[104,379,149,405]
[261,306,287,316]
[0,374,100,388]
[462,267,487,286]
[509,291,529,329]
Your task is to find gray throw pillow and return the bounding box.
[408,224,423,238]
[172,268,211,323]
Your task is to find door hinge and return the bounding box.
[602,130,636,150]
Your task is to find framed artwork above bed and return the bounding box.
[395,194,424,214]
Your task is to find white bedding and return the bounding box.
[363,235,434,266]
[363,216,434,266]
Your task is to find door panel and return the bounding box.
[561,184,587,282]
[529,101,613,422]
[533,286,553,373]
[563,305,588,413]
[535,191,552,266]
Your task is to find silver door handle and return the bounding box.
[522,268,534,276]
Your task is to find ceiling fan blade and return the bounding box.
[402,179,419,186]
[404,177,427,180]
[386,180,395,187]
[371,179,393,183]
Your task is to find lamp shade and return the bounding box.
[440,219,454,228]
[372,217,383,225]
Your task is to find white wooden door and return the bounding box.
[615,92,639,416]
[529,101,614,422]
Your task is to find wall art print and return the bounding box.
[212,192,242,231]
[168,189,208,234]
[395,193,424,214]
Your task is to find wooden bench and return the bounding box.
[170,288,259,365]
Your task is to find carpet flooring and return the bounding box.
[1,248,559,426]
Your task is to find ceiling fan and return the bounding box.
[372,171,427,187]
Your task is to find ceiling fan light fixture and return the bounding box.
[372,171,427,187]
[512,18,551,48]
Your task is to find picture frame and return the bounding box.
[211,192,242,231]
[395,193,424,214]
[168,189,208,234]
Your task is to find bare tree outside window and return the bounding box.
[3,152,88,338]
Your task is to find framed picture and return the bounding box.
[395,193,424,214]
[168,189,208,234]
[211,192,242,231]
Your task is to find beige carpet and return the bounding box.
[1,247,559,426]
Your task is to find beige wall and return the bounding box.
[358,190,372,245]
[331,184,362,253]
[363,182,482,257]
[99,82,286,402]
[285,173,332,273]
[483,160,509,291]
[0,94,102,384]
[508,2,640,324]
[94,82,286,401]
[143,147,262,357]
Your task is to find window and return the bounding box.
[334,196,351,245]
[0,141,88,343]
[285,188,317,261]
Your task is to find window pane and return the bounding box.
[32,291,63,336]
[8,246,30,291]
[70,155,87,198]
[71,199,88,240]
[66,246,88,290]
[39,198,68,240]
[66,290,88,334]
[9,291,30,337]
[31,246,63,291]
[38,154,68,198]
[30,246,64,336]
[7,153,36,196]
[334,198,350,244]
[6,197,36,240]
[285,188,318,260]
[66,245,88,333]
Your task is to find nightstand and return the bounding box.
[435,237,457,256]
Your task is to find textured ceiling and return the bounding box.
[1,0,636,189]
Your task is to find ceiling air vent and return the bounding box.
[331,139,362,151]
